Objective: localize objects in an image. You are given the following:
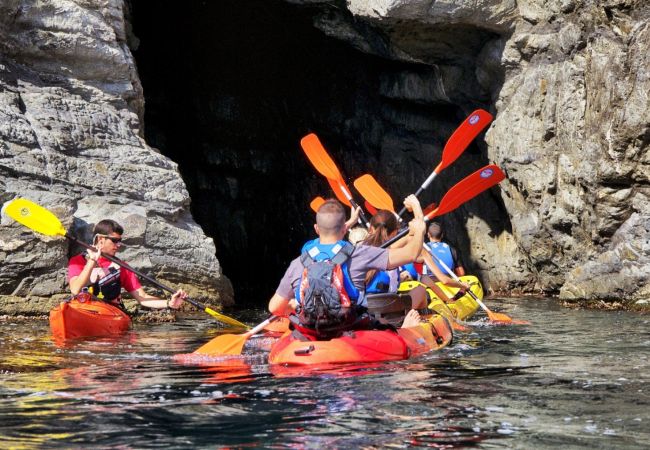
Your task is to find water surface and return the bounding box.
[1,297,648,448]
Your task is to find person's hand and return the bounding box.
[407,216,426,237]
[87,246,101,263]
[345,206,362,230]
[403,194,423,219]
[400,270,413,282]
[168,289,188,309]
[459,282,471,293]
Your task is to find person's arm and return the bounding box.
[268,293,297,316]
[386,195,425,269]
[129,287,187,309]
[69,249,100,295]
[344,206,361,231]
[421,252,470,290]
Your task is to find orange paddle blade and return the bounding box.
[310,196,326,213]
[354,174,395,212]
[435,109,493,173]
[364,200,377,216]
[300,133,343,181]
[193,334,249,356]
[487,310,530,325]
[327,178,352,206]
[423,202,437,216]
[427,165,505,220]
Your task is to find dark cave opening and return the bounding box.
[128,0,503,307]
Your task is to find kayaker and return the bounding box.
[347,226,368,245]
[68,219,187,310]
[424,222,465,277]
[418,222,471,294]
[268,196,426,335]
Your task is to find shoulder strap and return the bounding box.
[331,241,354,265]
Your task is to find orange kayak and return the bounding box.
[50,296,131,340]
[268,314,453,366]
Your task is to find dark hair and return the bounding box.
[316,199,346,234]
[428,222,443,240]
[93,219,124,236]
[363,210,398,284]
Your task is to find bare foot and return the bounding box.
[401,309,422,328]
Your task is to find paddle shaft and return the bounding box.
[396,169,440,218]
[334,179,371,228]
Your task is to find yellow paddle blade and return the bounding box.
[204,307,250,329]
[194,333,249,356]
[353,174,395,212]
[3,198,67,237]
[310,197,326,213]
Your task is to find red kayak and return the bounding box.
[269,314,453,366]
[50,295,131,340]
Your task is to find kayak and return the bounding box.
[49,294,131,340]
[268,314,453,366]
[399,275,483,321]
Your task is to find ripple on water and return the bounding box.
[1,302,650,448]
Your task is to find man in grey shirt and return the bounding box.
[269,196,426,329]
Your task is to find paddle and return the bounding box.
[425,243,529,325]
[364,200,378,216]
[310,196,326,213]
[381,164,505,248]
[354,174,395,213]
[300,133,370,227]
[194,315,280,356]
[3,198,249,329]
[396,109,493,218]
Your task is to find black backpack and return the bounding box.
[296,242,357,335]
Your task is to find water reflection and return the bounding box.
[1,299,649,448]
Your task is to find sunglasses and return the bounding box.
[99,235,123,244]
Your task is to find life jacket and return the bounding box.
[425,242,455,275]
[292,239,360,337]
[366,270,391,294]
[295,239,359,304]
[399,263,420,281]
[88,257,122,303]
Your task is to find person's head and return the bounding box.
[92,219,124,255]
[347,226,368,245]
[315,199,347,238]
[363,210,398,247]
[428,222,443,241]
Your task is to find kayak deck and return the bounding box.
[398,275,483,321]
[50,297,131,340]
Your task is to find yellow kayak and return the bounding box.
[398,275,483,321]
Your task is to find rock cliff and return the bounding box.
[1,0,648,314]
[0,0,233,315]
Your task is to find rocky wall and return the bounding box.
[0,0,233,315]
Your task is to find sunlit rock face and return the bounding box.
[289,0,650,302]
[1,0,648,313]
[0,0,233,314]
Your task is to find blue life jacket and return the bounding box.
[295,239,360,304]
[427,242,455,274]
[399,263,419,280]
[366,270,392,294]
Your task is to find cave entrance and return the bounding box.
[128,0,488,307]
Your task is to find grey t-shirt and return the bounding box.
[275,244,389,306]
